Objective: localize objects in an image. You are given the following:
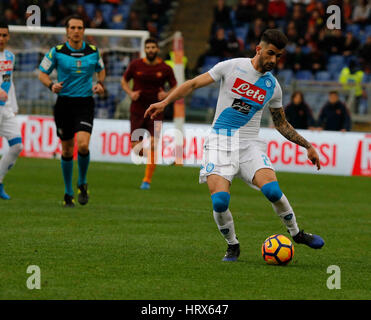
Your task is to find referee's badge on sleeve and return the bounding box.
[98,57,104,69]
[40,56,52,71]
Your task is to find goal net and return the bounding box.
[8,25,150,117]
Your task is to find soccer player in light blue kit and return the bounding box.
[0,23,23,200]
[39,15,105,207]
[145,30,325,261]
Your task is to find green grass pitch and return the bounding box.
[0,157,370,300]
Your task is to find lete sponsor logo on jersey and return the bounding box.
[231,78,266,105]
[0,60,12,72]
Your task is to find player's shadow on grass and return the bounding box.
[228,258,317,269]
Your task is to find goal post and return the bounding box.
[7,25,150,116]
[8,26,150,57]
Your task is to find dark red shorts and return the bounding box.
[130,111,164,141]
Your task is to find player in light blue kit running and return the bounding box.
[145,30,325,261]
[0,23,23,200]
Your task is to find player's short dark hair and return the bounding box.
[65,15,85,29]
[260,29,288,50]
[329,90,339,95]
[145,38,158,47]
[0,22,9,30]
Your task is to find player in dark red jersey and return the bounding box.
[121,38,177,189]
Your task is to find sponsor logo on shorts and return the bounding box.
[231,78,266,104]
[2,74,10,82]
[206,163,215,173]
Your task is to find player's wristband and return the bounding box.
[97,81,105,89]
[48,82,54,91]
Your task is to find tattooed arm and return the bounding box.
[270,107,321,170]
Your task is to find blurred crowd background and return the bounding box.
[1,0,370,131]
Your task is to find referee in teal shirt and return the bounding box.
[39,15,105,207]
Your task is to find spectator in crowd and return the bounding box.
[127,11,143,30]
[325,29,345,55]
[267,0,287,21]
[44,0,58,27]
[245,18,266,48]
[343,31,360,57]
[5,0,23,24]
[306,9,324,32]
[359,35,371,70]
[90,9,108,29]
[342,0,353,25]
[286,45,309,72]
[194,27,229,73]
[212,0,232,30]
[286,20,300,44]
[209,28,228,58]
[254,2,269,23]
[290,4,307,39]
[146,20,158,38]
[225,31,241,58]
[352,0,371,27]
[266,18,277,30]
[76,5,91,28]
[148,0,167,28]
[56,3,72,26]
[316,27,328,53]
[307,44,326,73]
[305,25,319,48]
[234,0,256,25]
[317,91,351,131]
[285,91,316,130]
[111,7,125,29]
[306,0,324,16]
[339,59,365,114]
[3,9,16,26]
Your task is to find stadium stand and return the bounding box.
[3,0,178,118]
[191,0,371,129]
[1,0,370,130]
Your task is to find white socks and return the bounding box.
[0,143,22,183]
[213,209,239,245]
[271,194,300,237]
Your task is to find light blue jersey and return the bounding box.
[206,58,282,151]
[0,49,15,108]
[39,41,104,97]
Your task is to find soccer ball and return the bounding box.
[261,234,294,265]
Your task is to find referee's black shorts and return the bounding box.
[54,96,95,141]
